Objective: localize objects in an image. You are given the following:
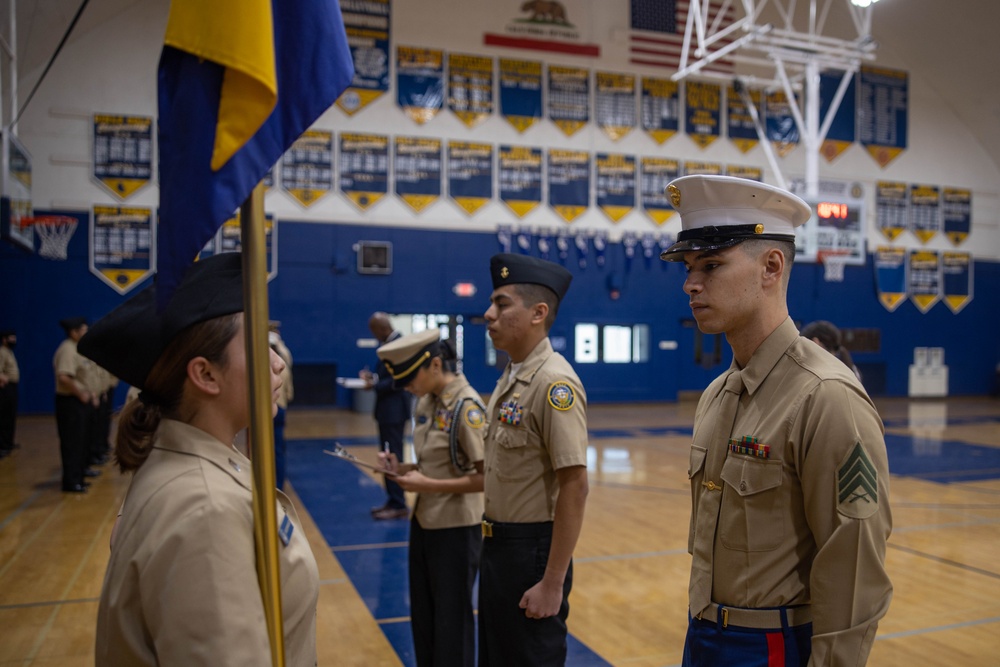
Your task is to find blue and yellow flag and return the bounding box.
[156,0,353,305]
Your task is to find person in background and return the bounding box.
[800,320,863,383]
[0,329,20,458]
[270,327,294,490]
[53,317,98,493]
[79,252,320,666]
[361,311,412,520]
[659,174,891,667]
[376,329,485,667]
[478,253,589,667]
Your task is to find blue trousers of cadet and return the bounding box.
[682,612,812,667]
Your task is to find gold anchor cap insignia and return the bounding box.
[500,266,510,279]
[667,184,681,207]
[754,223,764,234]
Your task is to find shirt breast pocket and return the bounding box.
[719,455,784,552]
[493,425,532,482]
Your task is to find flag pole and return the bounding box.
[240,181,286,667]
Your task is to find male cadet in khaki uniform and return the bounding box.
[659,175,892,666]
[53,317,99,492]
[0,330,20,457]
[479,253,589,667]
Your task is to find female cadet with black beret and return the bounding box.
[375,329,486,667]
[79,253,320,666]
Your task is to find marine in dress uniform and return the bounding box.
[479,253,589,667]
[376,328,485,667]
[0,330,20,457]
[53,317,93,492]
[79,253,319,666]
[660,175,892,667]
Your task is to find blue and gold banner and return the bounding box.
[448,53,493,128]
[727,85,761,153]
[909,249,940,313]
[874,246,906,312]
[595,153,635,223]
[942,251,973,314]
[726,165,763,181]
[499,58,542,133]
[684,161,722,176]
[397,46,444,124]
[685,81,721,149]
[3,135,32,251]
[641,77,679,145]
[395,136,441,213]
[339,132,388,211]
[90,205,153,294]
[548,66,589,137]
[595,72,635,141]
[208,214,276,280]
[820,71,856,162]
[640,156,679,226]
[499,145,542,218]
[909,184,940,244]
[280,129,333,208]
[447,141,492,216]
[336,0,390,115]
[92,114,152,200]
[548,149,589,223]
[765,90,798,157]
[859,65,908,168]
[943,187,971,246]
[875,180,907,241]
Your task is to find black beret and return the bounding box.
[489,253,572,302]
[59,317,87,333]
[78,253,244,390]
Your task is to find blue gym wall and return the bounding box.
[3,212,999,414]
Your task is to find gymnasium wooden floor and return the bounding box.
[2,396,1000,666]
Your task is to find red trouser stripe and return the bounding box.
[766,631,785,667]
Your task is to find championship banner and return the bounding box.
[859,65,908,168]
[595,153,635,223]
[942,251,973,314]
[448,53,494,128]
[339,132,389,211]
[92,114,152,200]
[397,46,444,124]
[875,180,907,241]
[90,205,154,294]
[2,134,32,251]
[874,246,907,312]
[684,161,722,176]
[499,58,543,133]
[204,214,277,280]
[765,90,799,157]
[595,72,636,141]
[908,184,940,244]
[548,66,589,137]
[548,149,589,223]
[499,145,542,217]
[726,165,762,181]
[640,156,679,225]
[685,81,721,149]
[943,187,971,246]
[727,85,761,153]
[447,141,493,216]
[909,249,941,313]
[819,70,856,162]
[641,77,680,145]
[280,130,333,208]
[336,0,390,116]
[395,136,442,213]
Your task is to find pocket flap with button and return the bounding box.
[494,424,528,449]
[720,455,782,496]
[688,445,707,479]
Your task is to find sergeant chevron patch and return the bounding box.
[837,442,879,519]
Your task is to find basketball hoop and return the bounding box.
[818,251,849,283]
[18,216,78,260]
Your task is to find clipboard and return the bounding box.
[323,443,397,476]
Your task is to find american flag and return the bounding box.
[630,0,735,74]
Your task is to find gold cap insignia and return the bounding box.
[754,223,764,234]
[500,266,509,279]
[667,184,681,207]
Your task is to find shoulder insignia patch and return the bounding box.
[464,405,485,429]
[547,381,576,411]
[837,442,879,519]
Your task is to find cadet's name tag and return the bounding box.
[279,513,294,546]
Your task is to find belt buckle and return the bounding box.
[721,607,729,628]
[481,520,493,538]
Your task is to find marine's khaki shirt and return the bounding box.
[53,339,89,396]
[96,420,319,667]
[688,318,892,666]
[0,346,18,383]
[484,338,588,523]
[411,374,485,529]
